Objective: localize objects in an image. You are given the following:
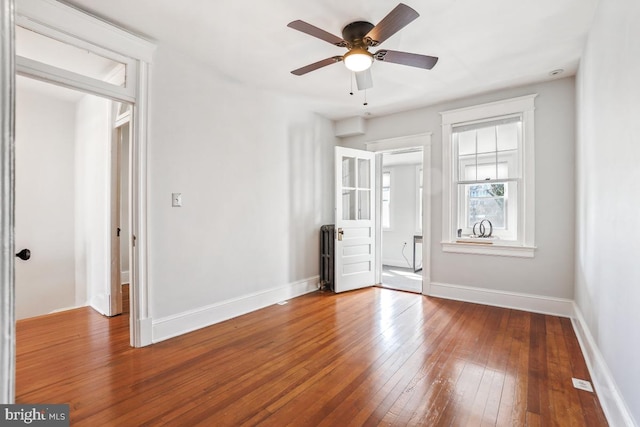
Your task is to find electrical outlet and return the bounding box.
[572,378,594,392]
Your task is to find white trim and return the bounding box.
[415,165,422,234]
[420,145,432,293]
[572,305,637,427]
[16,0,155,348]
[441,94,538,125]
[89,293,109,316]
[16,56,135,102]
[48,304,86,314]
[440,95,537,256]
[366,133,432,153]
[15,15,138,100]
[130,60,151,347]
[364,133,432,296]
[429,282,574,317]
[441,241,536,258]
[0,0,15,404]
[16,0,155,62]
[15,15,136,66]
[152,277,320,343]
[121,270,129,285]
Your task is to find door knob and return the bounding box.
[337,228,344,241]
[15,249,31,261]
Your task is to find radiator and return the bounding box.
[320,224,335,291]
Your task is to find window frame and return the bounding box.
[455,121,520,241]
[440,94,537,257]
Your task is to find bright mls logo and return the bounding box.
[0,405,69,426]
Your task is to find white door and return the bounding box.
[335,147,376,293]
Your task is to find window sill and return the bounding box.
[441,241,536,258]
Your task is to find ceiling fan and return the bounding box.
[287,3,438,91]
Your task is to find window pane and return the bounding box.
[476,162,497,180]
[382,171,390,228]
[382,171,390,187]
[476,127,496,154]
[458,131,476,155]
[459,155,477,181]
[16,26,126,86]
[497,151,518,179]
[342,157,355,187]
[465,183,506,228]
[342,190,356,220]
[358,190,370,220]
[496,122,519,151]
[358,159,371,189]
[468,197,505,228]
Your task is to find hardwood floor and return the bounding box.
[16,288,608,426]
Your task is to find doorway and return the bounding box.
[379,149,424,293]
[14,76,132,320]
[111,102,132,315]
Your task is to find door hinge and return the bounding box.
[132,234,136,247]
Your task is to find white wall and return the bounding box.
[147,45,336,327]
[382,164,421,268]
[575,0,640,424]
[74,93,112,314]
[14,81,77,319]
[341,77,576,300]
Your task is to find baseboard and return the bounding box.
[89,294,109,316]
[152,276,320,343]
[48,304,87,314]
[429,282,574,317]
[572,304,637,427]
[121,270,129,285]
[382,259,413,269]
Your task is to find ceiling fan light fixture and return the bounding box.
[343,48,373,72]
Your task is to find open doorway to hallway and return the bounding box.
[379,149,423,293]
[14,76,131,320]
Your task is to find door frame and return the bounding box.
[365,133,432,295]
[110,105,132,316]
[12,0,155,347]
[0,0,15,404]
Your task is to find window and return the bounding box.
[441,95,536,257]
[382,171,391,229]
[454,116,520,241]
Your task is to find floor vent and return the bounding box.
[572,378,594,392]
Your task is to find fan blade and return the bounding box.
[365,3,419,46]
[287,20,347,47]
[291,56,343,76]
[374,50,438,69]
[355,69,373,91]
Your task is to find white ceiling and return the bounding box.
[54,0,597,120]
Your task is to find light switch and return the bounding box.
[172,193,182,207]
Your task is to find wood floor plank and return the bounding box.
[15,288,608,426]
